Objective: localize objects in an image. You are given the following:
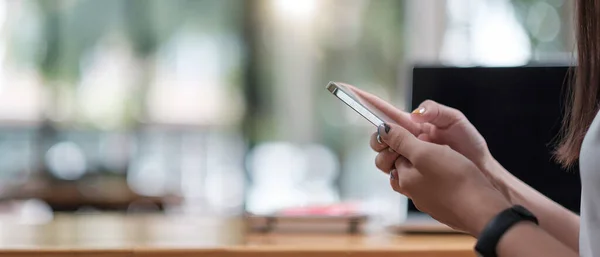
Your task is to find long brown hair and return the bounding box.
[555,0,600,167]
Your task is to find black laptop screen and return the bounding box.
[410,66,581,213]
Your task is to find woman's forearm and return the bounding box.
[505,175,580,251]
[497,222,577,257]
[485,159,580,252]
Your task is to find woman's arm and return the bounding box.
[485,159,580,252]
[497,222,577,257]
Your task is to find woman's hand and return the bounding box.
[350,86,508,192]
[409,100,491,168]
[378,123,510,235]
[351,85,490,168]
[355,86,580,252]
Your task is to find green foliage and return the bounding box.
[31,0,242,82]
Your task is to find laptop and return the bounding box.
[392,65,581,234]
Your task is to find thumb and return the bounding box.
[410,100,465,129]
[378,123,426,164]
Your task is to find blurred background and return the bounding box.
[0,0,574,227]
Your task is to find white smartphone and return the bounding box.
[326,81,394,127]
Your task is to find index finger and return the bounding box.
[411,100,466,129]
[342,83,422,136]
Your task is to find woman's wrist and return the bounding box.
[480,156,517,203]
[470,193,512,237]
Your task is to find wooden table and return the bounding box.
[0,213,476,257]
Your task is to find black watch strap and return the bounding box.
[474,205,538,257]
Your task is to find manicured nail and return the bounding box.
[412,107,426,115]
[378,123,390,135]
[390,169,398,180]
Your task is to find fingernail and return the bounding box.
[381,123,391,134]
[390,169,398,180]
[378,123,391,135]
[412,107,426,115]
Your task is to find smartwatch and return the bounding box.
[474,205,538,257]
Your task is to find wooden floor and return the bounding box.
[0,213,476,257]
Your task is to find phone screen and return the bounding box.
[326,82,394,127]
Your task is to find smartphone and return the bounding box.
[326,81,393,127]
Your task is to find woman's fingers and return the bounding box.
[394,155,409,169]
[378,122,434,198]
[417,133,431,142]
[411,100,466,129]
[342,83,422,136]
[375,148,400,173]
[389,169,402,193]
[378,123,429,166]
[389,156,418,197]
[370,132,389,152]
